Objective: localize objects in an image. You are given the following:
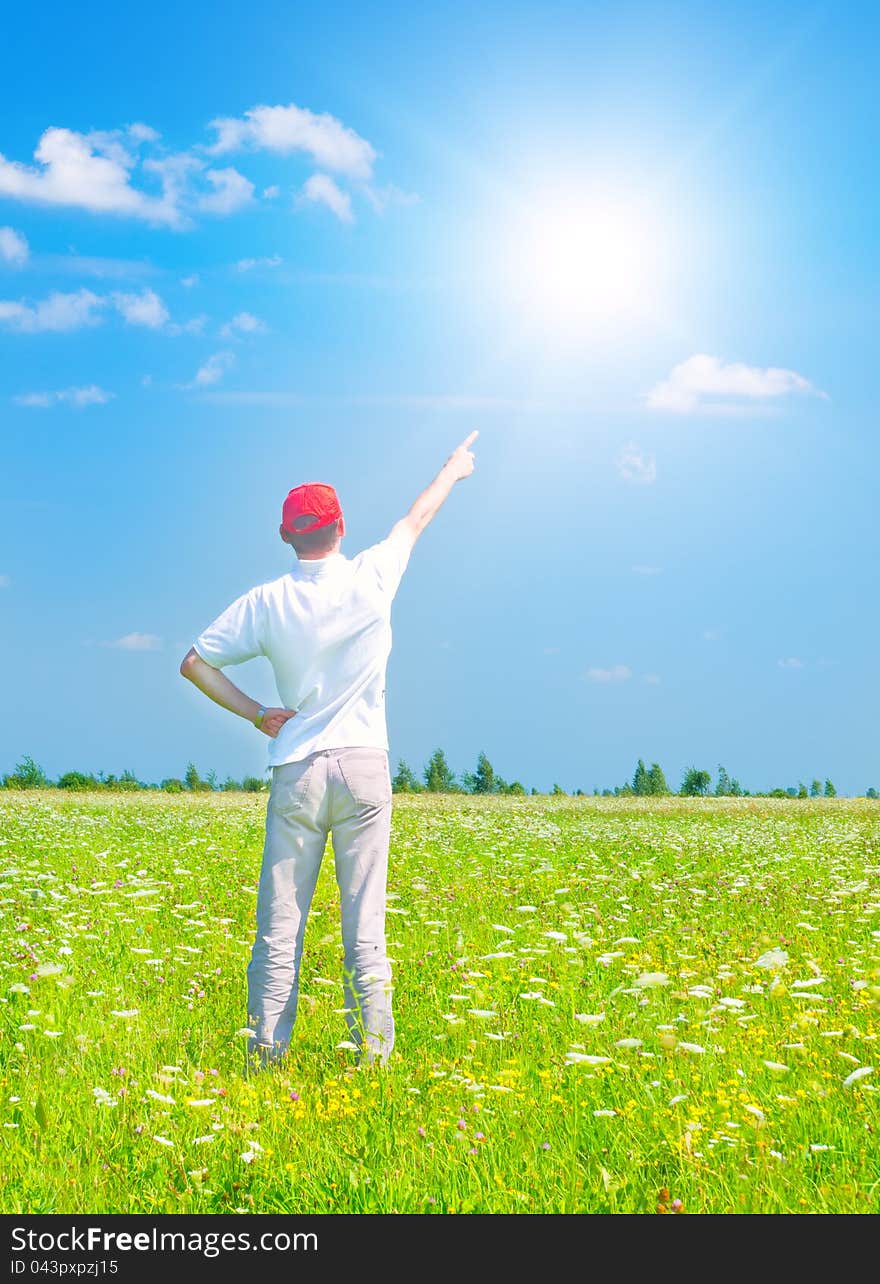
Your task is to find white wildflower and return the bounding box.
[843,1066,874,1088]
[635,972,669,988]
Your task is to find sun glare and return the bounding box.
[500,189,671,331]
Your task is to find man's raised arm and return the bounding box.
[389,431,479,549]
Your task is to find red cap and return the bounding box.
[281,482,345,536]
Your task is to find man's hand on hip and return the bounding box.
[260,708,297,738]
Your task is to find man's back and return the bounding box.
[179,432,478,1067]
[192,533,411,765]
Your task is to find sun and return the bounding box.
[498,186,671,330]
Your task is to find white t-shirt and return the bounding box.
[192,531,412,767]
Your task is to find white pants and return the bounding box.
[247,747,394,1064]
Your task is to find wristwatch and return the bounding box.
[254,705,267,729]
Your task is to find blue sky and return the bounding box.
[1,0,877,793]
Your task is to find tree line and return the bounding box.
[391,752,871,800]
[1,758,267,793]
[2,751,878,800]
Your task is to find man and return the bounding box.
[179,431,478,1066]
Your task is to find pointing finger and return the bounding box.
[461,430,479,449]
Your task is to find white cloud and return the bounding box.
[586,665,632,683]
[0,108,396,230]
[703,628,722,642]
[180,274,199,288]
[195,391,302,406]
[353,394,527,411]
[646,354,828,414]
[13,385,113,408]
[143,152,254,222]
[299,173,354,223]
[140,152,199,213]
[0,226,28,265]
[40,253,156,281]
[0,127,178,225]
[102,632,163,651]
[187,350,235,388]
[0,288,104,332]
[14,392,54,407]
[196,390,533,410]
[631,565,662,575]
[235,254,282,271]
[0,285,180,333]
[0,574,10,588]
[778,657,806,669]
[617,442,656,485]
[197,166,254,215]
[643,674,661,685]
[113,287,169,328]
[206,103,376,179]
[220,311,266,338]
[167,314,208,336]
[127,122,160,144]
[363,183,420,213]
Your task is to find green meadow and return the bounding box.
[1,791,878,1214]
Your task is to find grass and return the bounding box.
[1,790,878,1214]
